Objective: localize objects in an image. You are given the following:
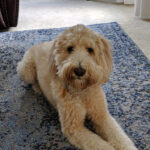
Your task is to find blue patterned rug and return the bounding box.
[0,22,150,150]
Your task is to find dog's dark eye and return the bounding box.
[67,46,74,53]
[87,48,94,54]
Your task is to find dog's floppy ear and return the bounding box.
[49,40,57,76]
[99,37,113,83]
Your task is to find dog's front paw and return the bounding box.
[121,141,138,150]
[125,145,137,150]
[117,144,137,150]
[96,142,115,150]
[102,145,115,150]
[87,144,115,150]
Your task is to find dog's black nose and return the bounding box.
[74,67,86,77]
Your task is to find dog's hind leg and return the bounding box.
[17,48,42,94]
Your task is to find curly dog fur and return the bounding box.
[17,24,137,150]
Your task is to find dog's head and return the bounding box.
[50,24,112,91]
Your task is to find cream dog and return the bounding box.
[17,24,137,150]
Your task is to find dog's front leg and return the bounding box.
[96,114,137,150]
[88,88,137,150]
[57,96,115,150]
